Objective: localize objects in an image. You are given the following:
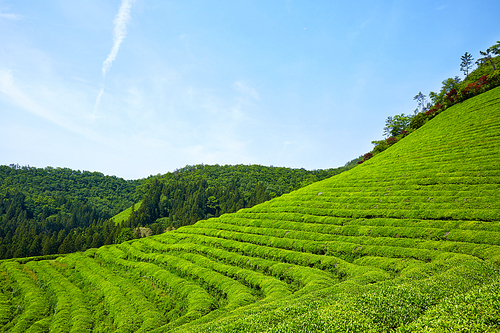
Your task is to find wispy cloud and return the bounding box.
[0,11,21,20]
[0,69,102,141]
[234,81,259,100]
[94,0,135,120]
[0,70,50,121]
[102,0,135,77]
[93,87,104,120]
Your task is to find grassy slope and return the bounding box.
[111,201,142,225]
[0,87,499,332]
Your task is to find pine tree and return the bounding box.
[460,52,474,85]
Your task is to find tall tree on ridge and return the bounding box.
[490,40,500,55]
[476,48,496,71]
[460,52,474,85]
[476,41,500,71]
[413,92,427,114]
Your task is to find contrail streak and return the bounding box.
[102,0,135,77]
[92,87,105,120]
[94,0,135,121]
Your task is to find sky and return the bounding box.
[1,0,499,180]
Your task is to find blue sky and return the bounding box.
[1,0,499,179]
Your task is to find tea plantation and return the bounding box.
[1,87,500,332]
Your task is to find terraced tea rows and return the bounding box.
[1,87,500,332]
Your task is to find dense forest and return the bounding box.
[124,164,353,232]
[0,163,355,260]
[0,165,139,259]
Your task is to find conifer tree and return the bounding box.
[460,52,474,85]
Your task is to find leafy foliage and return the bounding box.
[0,164,352,260]
[383,114,411,138]
[371,45,500,158]
[0,166,139,259]
[124,164,351,231]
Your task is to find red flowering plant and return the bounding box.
[478,75,488,85]
[364,153,373,161]
[474,75,489,93]
[462,82,478,99]
[443,88,458,106]
[386,136,398,145]
[425,102,443,116]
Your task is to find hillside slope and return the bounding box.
[1,87,500,332]
[117,163,352,230]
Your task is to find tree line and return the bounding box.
[0,165,139,259]
[361,41,500,163]
[123,163,354,234]
[0,163,356,259]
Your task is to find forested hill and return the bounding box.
[125,164,351,230]
[0,165,140,259]
[0,163,354,260]
[0,165,139,217]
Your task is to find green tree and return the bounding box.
[115,228,134,243]
[460,52,474,85]
[413,92,427,114]
[476,48,497,71]
[487,40,500,56]
[206,196,219,216]
[383,114,411,138]
[429,77,461,104]
[90,233,104,248]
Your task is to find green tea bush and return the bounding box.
[62,253,146,332]
[0,261,50,333]
[97,245,215,327]
[399,280,500,332]
[24,260,93,333]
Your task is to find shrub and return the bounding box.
[461,82,478,99]
[443,88,458,107]
[487,70,500,87]
[425,102,443,116]
[409,112,429,130]
[371,139,389,154]
[478,75,488,86]
[386,137,398,146]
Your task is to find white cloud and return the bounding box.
[0,70,51,120]
[101,0,135,77]
[0,11,21,20]
[96,0,136,117]
[0,69,103,142]
[234,81,259,100]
